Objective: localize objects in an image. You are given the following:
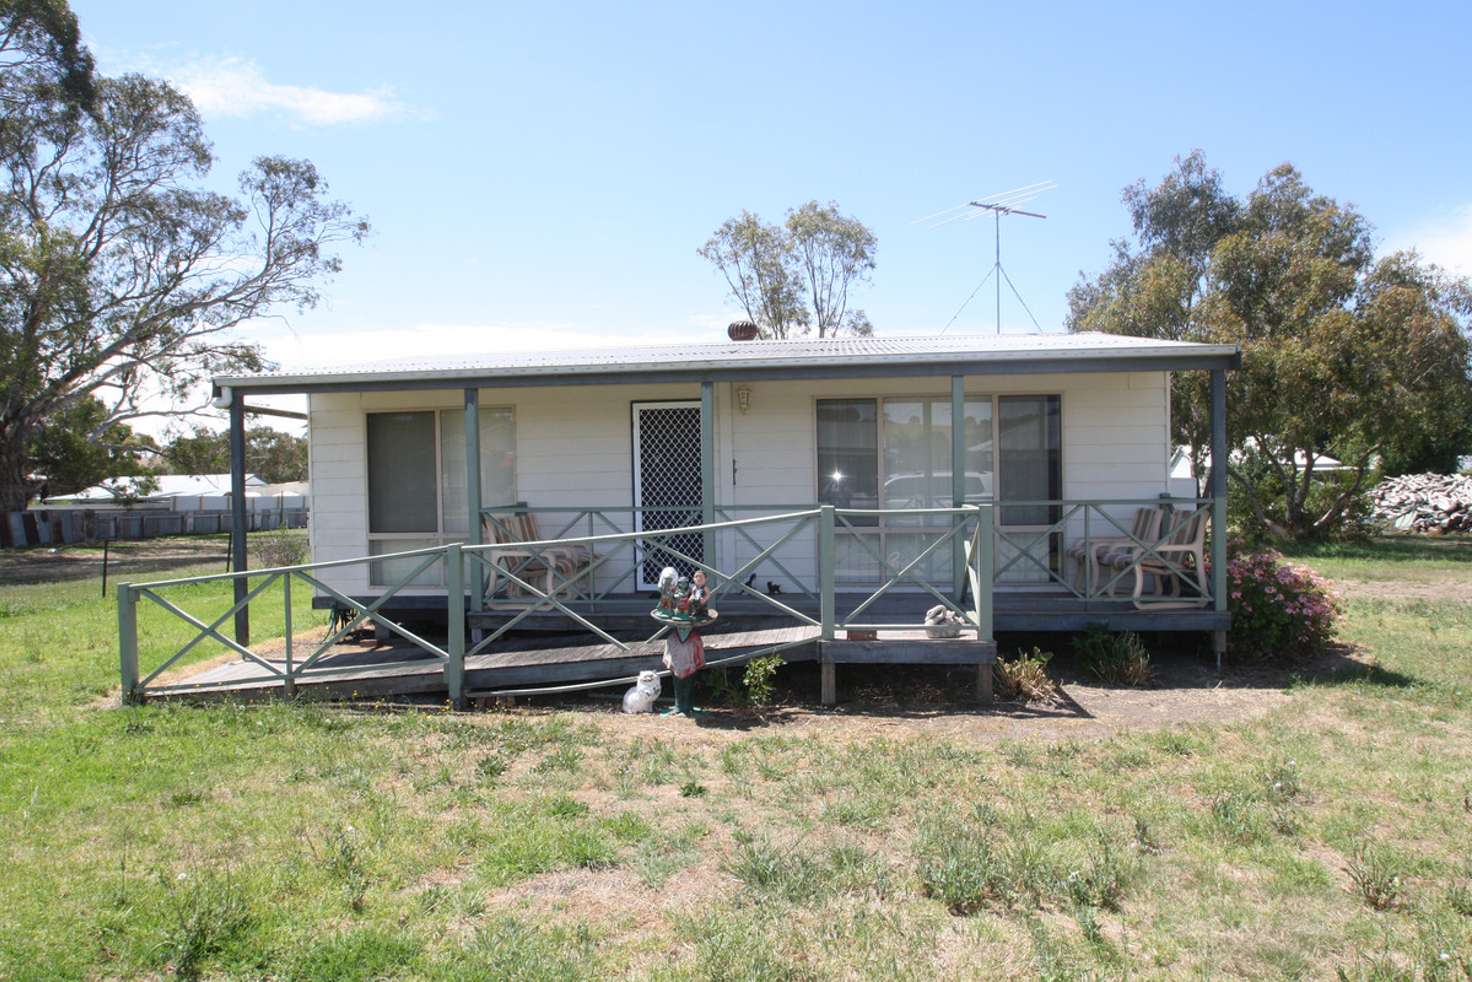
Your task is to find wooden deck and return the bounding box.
[147,588,1219,707]
[145,621,1000,706]
[150,625,820,702]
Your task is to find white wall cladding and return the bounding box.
[306,371,1169,599]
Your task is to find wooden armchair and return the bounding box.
[1109,507,1209,608]
[481,509,595,603]
[1067,506,1163,596]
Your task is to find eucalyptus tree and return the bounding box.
[1069,152,1472,540]
[0,5,366,509]
[0,0,96,112]
[699,200,875,338]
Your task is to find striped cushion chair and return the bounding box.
[481,511,597,602]
[1067,506,1162,596]
[1108,507,1210,608]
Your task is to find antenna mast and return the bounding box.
[967,198,1047,335]
[919,181,1055,335]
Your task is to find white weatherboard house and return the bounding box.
[137,331,1237,706]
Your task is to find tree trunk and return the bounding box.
[0,426,33,512]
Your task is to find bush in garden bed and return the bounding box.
[1224,546,1340,662]
[1073,626,1154,687]
[993,647,1058,703]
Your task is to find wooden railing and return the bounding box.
[117,497,1216,706]
[118,543,468,705]
[480,497,1215,606]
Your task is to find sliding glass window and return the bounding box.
[366,407,516,586]
[998,395,1061,527]
[818,396,1003,585]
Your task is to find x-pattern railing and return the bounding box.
[833,506,988,634]
[464,509,823,657]
[118,544,465,703]
[993,499,1213,605]
[118,496,1217,708]
[480,504,818,607]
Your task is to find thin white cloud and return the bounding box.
[163,55,409,126]
[685,310,751,332]
[1386,204,1472,276]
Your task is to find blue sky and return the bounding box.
[75,0,1472,422]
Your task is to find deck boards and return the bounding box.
[148,625,823,702]
[145,591,1222,704]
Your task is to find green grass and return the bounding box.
[1279,533,1472,586]
[2,535,1472,977]
[0,562,324,724]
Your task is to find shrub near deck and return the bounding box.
[0,537,1471,978]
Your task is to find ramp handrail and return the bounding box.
[117,542,470,707]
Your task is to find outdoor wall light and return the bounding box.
[735,383,752,414]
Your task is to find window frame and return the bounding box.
[364,404,517,588]
[811,390,1064,587]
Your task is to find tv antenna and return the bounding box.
[916,180,1056,334]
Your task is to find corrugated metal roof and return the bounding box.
[44,473,266,503]
[217,331,1239,390]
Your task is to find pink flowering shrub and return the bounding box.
[1225,547,1340,662]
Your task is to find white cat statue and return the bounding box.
[622,670,662,714]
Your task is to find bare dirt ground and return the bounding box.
[0,535,228,585]
[461,636,1362,750]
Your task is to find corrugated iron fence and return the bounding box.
[1,508,308,548]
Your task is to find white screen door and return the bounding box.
[632,401,704,590]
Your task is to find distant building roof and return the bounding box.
[45,473,266,503]
[215,331,1241,394]
[254,481,309,497]
[1170,446,1350,479]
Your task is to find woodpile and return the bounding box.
[1370,473,1472,533]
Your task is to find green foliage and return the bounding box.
[3,537,1472,978]
[994,646,1056,703]
[163,425,308,484]
[741,654,784,706]
[152,870,252,981]
[284,928,422,982]
[1060,834,1137,911]
[252,529,307,568]
[312,822,372,912]
[1345,844,1406,911]
[1227,446,1378,543]
[0,0,97,111]
[27,396,157,499]
[699,200,876,338]
[1226,546,1340,662]
[914,817,1012,914]
[704,655,786,707]
[915,810,1141,916]
[0,15,364,508]
[1073,626,1154,687]
[1070,151,1472,540]
[1445,867,1472,917]
[725,834,889,906]
[725,834,829,903]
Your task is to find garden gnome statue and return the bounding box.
[651,566,718,716]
